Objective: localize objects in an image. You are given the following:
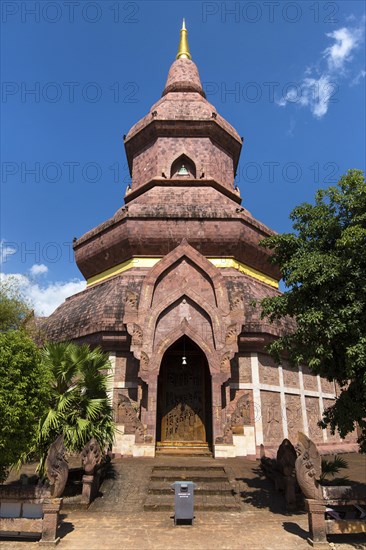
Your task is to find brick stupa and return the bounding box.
[45,22,352,457]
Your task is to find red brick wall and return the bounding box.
[131,137,235,191]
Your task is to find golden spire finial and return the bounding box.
[176,19,191,60]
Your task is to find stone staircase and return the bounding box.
[144,461,241,512]
[155,443,212,457]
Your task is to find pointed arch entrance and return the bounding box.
[156,336,212,448]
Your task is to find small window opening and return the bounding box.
[170,155,196,179]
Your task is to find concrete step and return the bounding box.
[153,465,224,472]
[150,472,228,483]
[144,494,241,512]
[145,460,240,512]
[155,443,212,457]
[148,480,234,495]
[155,451,213,457]
[156,449,212,457]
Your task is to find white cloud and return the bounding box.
[350,69,366,86]
[0,272,86,316]
[277,75,334,119]
[278,19,365,120]
[303,75,334,119]
[30,264,48,276]
[286,117,296,138]
[0,240,17,266]
[26,279,86,316]
[324,27,361,72]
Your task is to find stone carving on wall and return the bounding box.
[81,437,102,475]
[323,399,339,442]
[230,291,244,311]
[262,391,283,444]
[125,290,138,310]
[302,365,318,391]
[225,324,238,345]
[45,435,69,497]
[131,323,143,346]
[238,356,252,383]
[122,242,246,397]
[286,394,303,443]
[140,351,149,374]
[220,352,231,373]
[117,394,145,443]
[258,356,279,385]
[230,393,251,426]
[215,422,233,445]
[305,397,323,441]
[295,432,322,500]
[282,363,299,388]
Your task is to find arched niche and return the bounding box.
[153,295,215,350]
[170,154,196,178]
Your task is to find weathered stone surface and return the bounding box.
[81,438,102,475]
[295,432,322,500]
[260,439,298,512]
[305,397,324,442]
[45,435,69,498]
[117,394,145,443]
[302,365,318,391]
[285,394,303,443]
[258,353,279,385]
[230,393,252,427]
[321,378,335,394]
[282,361,299,389]
[238,355,252,383]
[261,392,283,444]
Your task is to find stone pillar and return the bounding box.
[81,474,95,506]
[278,365,289,439]
[250,353,263,446]
[139,382,148,427]
[39,498,62,545]
[298,365,309,436]
[146,376,158,444]
[306,499,329,548]
[211,374,223,443]
[317,375,327,443]
[107,352,116,407]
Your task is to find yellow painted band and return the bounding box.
[86,257,160,286]
[86,257,278,289]
[208,258,278,288]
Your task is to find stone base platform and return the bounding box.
[144,462,241,512]
[2,454,366,549]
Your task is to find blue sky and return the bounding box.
[1,0,365,315]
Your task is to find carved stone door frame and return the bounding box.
[156,338,212,446]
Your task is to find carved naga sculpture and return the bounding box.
[45,434,69,497]
[295,432,323,500]
[277,438,297,477]
[81,438,102,475]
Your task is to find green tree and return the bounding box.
[0,331,50,482]
[320,455,349,485]
[35,342,115,475]
[259,170,366,451]
[0,276,32,332]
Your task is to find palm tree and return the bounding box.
[320,455,349,485]
[35,342,115,476]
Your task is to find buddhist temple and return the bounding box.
[44,22,351,457]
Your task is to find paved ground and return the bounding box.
[1,453,366,550]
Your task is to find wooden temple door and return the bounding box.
[157,338,211,446]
